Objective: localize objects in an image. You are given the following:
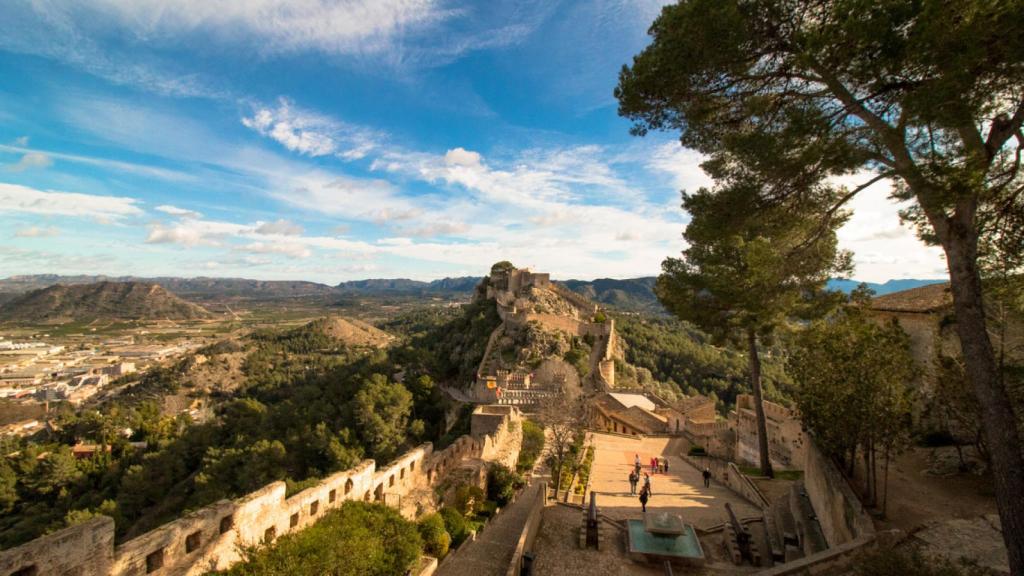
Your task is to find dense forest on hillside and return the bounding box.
[0,300,498,549]
[615,315,793,409]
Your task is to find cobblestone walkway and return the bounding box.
[436,481,542,576]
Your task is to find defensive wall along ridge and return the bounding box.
[0,406,524,576]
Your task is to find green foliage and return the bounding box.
[790,305,915,487]
[616,315,791,409]
[417,512,451,559]
[0,460,16,515]
[452,484,485,517]
[517,420,545,473]
[353,375,413,463]
[439,506,470,547]
[486,465,521,506]
[688,446,706,456]
[216,502,421,576]
[573,447,595,495]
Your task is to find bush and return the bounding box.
[518,420,545,473]
[688,445,706,456]
[417,513,451,559]
[218,501,422,576]
[440,506,470,547]
[487,464,521,506]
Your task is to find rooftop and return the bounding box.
[608,392,657,412]
[870,282,953,314]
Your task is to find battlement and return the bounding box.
[0,407,523,576]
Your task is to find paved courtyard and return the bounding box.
[587,433,761,528]
[532,433,764,575]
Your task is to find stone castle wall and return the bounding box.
[0,408,522,576]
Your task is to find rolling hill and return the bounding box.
[0,281,212,323]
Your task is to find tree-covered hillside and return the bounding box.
[615,315,793,410]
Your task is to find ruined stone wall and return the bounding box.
[0,409,523,576]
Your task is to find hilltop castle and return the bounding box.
[471,265,618,406]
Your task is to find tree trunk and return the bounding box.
[882,446,890,518]
[943,222,1024,576]
[747,329,774,478]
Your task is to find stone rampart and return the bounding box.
[0,409,523,576]
[801,436,875,547]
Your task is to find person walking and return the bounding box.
[643,472,652,495]
[702,467,711,488]
[663,457,670,474]
[639,485,649,513]
[628,470,638,495]
[650,456,657,474]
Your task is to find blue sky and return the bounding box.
[0,0,946,283]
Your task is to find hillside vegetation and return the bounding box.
[0,281,211,323]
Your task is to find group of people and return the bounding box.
[627,454,714,513]
[630,454,654,511]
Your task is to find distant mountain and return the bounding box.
[560,277,661,312]
[335,276,482,295]
[0,281,212,323]
[826,278,946,296]
[0,275,335,300]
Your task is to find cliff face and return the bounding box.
[0,281,212,322]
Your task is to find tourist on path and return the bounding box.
[628,470,638,495]
[663,458,670,474]
[702,467,711,488]
[650,457,657,474]
[639,486,649,513]
[643,472,651,495]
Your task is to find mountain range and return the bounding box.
[0,281,212,323]
[0,274,947,314]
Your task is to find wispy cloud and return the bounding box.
[0,183,143,221]
[5,152,53,172]
[155,205,202,219]
[14,226,60,238]
[255,219,304,236]
[0,144,192,182]
[242,98,382,160]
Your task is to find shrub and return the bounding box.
[452,484,485,517]
[218,501,421,576]
[517,420,545,473]
[487,464,521,506]
[417,513,451,559]
[688,445,706,456]
[440,506,470,547]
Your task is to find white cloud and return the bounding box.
[6,152,53,172]
[834,171,947,282]
[255,219,304,236]
[644,142,714,195]
[155,204,202,218]
[0,144,192,182]
[14,226,60,238]
[239,241,312,259]
[12,136,29,147]
[145,219,246,247]
[444,147,482,167]
[242,98,382,160]
[87,0,451,57]
[0,183,143,220]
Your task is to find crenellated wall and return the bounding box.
[0,408,522,576]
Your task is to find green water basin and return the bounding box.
[626,519,705,563]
